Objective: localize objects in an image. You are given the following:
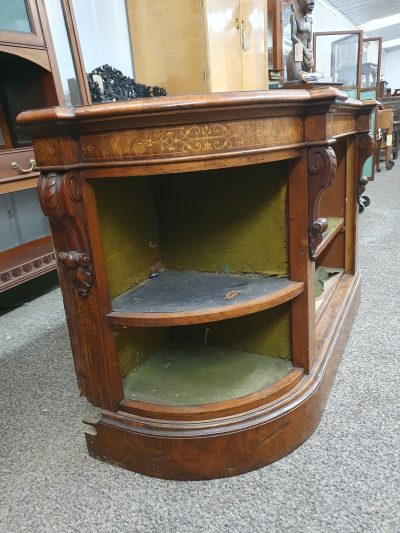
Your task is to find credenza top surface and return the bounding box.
[17,87,372,126]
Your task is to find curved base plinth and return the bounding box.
[84,275,360,480]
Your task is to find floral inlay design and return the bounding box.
[81,118,303,162]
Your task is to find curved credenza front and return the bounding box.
[18,88,374,479]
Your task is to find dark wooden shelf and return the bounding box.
[315,217,344,258]
[107,270,304,327]
[123,341,293,406]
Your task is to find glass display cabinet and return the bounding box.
[361,37,382,93]
[313,30,363,99]
[0,0,63,292]
[0,0,45,47]
[360,37,382,179]
[313,30,378,180]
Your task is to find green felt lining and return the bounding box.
[116,304,291,378]
[93,162,290,377]
[123,341,293,406]
[93,162,288,300]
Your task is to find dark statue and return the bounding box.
[87,64,167,103]
[287,0,315,82]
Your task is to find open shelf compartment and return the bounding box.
[123,341,293,406]
[108,269,303,326]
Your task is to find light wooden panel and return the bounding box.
[202,0,243,91]
[240,0,268,90]
[126,0,206,95]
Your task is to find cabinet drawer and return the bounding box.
[0,147,37,190]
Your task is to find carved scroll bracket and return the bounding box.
[307,145,337,260]
[356,133,373,213]
[38,173,93,298]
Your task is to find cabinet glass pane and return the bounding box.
[315,33,360,87]
[71,0,134,77]
[0,195,19,252]
[362,41,379,89]
[0,189,49,252]
[0,0,31,33]
[43,0,82,106]
[12,188,49,244]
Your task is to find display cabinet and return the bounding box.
[313,30,379,181]
[360,37,382,179]
[19,88,374,479]
[313,30,363,99]
[0,0,63,291]
[0,0,45,47]
[381,93,400,162]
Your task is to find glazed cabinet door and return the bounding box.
[0,0,45,47]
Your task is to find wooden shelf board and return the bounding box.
[123,341,293,406]
[315,268,344,323]
[107,270,304,327]
[315,217,344,258]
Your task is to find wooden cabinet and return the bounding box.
[381,94,400,162]
[0,0,45,47]
[0,0,62,292]
[19,88,374,480]
[126,0,268,95]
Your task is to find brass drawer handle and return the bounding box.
[11,158,36,174]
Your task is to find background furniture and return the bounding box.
[126,0,268,94]
[267,0,293,86]
[0,0,63,291]
[375,108,395,172]
[381,93,400,162]
[20,88,373,480]
[313,30,381,181]
[360,37,382,180]
[313,31,364,99]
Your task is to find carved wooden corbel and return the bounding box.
[38,172,93,298]
[356,133,373,212]
[307,145,337,260]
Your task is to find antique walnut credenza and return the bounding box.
[18,88,373,480]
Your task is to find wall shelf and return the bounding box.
[108,270,304,327]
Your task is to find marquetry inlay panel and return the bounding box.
[328,113,369,138]
[33,138,63,166]
[80,117,304,163]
